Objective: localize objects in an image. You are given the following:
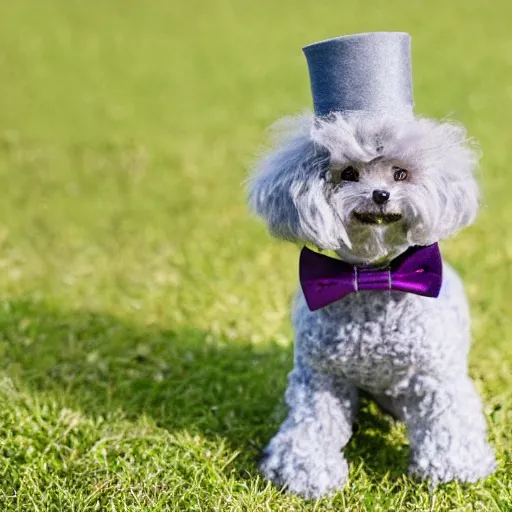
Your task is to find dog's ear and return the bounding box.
[400,118,481,245]
[431,120,480,239]
[247,128,315,243]
[246,116,349,249]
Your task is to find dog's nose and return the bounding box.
[372,189,390,205]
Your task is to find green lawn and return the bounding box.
[0,0,510,510]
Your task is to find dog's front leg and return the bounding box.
[260,365,357,498]
[399,373,496,484]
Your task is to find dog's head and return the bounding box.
[247,113,480,265]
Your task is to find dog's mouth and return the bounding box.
[353,211,403,225]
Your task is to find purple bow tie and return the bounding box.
[300,243,443,311]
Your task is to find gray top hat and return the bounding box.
[303,32,413,118]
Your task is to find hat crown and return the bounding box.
[303,32,413,118]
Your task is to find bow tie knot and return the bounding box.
[355,267,392,291]
[300,244,442,311]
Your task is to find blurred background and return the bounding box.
[0,0,510,509]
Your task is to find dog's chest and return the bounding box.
[306,291,447,391]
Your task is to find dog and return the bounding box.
[247,111,496,498]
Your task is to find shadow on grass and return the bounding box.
[0,298,409,482]
[347,399,410,481]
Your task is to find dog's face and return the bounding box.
[248,113,480,265]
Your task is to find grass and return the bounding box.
[0,0,510,509]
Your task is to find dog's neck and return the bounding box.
[335,247,408,268]
[335,224,411,268]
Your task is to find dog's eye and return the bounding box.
[341,166,359,182]
[393,167,408,181]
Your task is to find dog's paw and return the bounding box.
[408,442,496,484]
[260,438,349,499]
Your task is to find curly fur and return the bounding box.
[247,112,495,498]
[248,113,479,264]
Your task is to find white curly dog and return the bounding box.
[247,112,496,498]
